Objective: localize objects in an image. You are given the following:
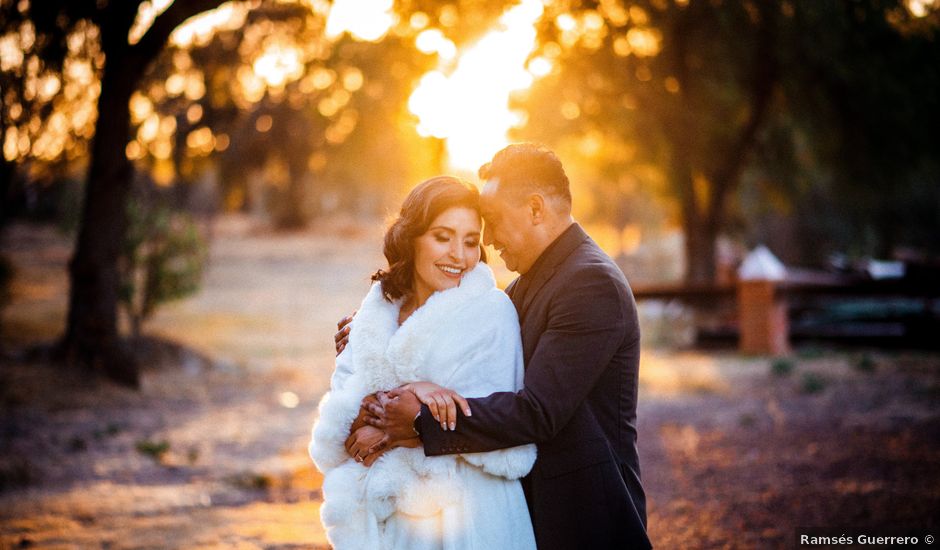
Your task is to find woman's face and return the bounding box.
[412,206,482,296]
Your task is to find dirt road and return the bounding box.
[1,218,937,549]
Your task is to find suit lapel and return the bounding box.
[505,277,524,315]
[518,223,590,321]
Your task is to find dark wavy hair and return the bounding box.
[372,176,486,302]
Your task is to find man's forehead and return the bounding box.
[480,178,500,198]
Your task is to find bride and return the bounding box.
[308,176,537,549]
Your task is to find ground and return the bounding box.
[1,217,937,549]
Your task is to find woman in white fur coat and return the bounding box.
[309,176,537,550]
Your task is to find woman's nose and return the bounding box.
[449,242,464,262]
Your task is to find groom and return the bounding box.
[342,143,651,550]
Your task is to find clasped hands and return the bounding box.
[343,382,472,466]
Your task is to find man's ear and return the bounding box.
[527,194,546,224]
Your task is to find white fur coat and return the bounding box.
[308,262,536,549]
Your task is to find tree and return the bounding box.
[0,4,100,227]
[520,0,780,283]
[519,0,939,283]
[19,0,228,386]
[18,0,476,385]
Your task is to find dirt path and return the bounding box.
[1,219,938,549]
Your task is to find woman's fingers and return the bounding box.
[362,448,386,467]
[426,396,441,423]
[453,393,472,417]
[367,435,389,455]
[442,393,458,431]
[347,435,365,461]
[432,393,449,430]
[333,313,354,355]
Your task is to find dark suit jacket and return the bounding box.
[419,223,651,550]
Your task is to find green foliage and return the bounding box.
[796,346,825,360]
[771,357,795,377]
[854,354,877,373]
[120,198,207,338]
[520,0,940,277]
[800,373,828,394]
[227,471,273,490]
[93,423,123,440]
[135,439,170,460]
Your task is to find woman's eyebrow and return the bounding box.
[428,225,455,233]
[428,226,480,237]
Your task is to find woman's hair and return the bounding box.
[372,176,486,302]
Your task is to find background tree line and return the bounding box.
[1,0,937,384]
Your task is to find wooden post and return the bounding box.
[737,246,789,355]
[737,280,789,355]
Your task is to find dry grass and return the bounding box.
[1,217,938,548]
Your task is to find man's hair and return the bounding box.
[478,143,571,206]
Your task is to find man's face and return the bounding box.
[480,180,538,274]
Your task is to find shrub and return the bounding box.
[120,198,207,338]
[771,358,795,377]
[135,439,170,460]
[800,373,827,394]
[854,353,877,373]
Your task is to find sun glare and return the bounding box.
[129,0,174,45]
[908,0,938,16]
[253,42,305,89]
[326,0,397,42]
[408,0,547,173]
[170,2,249,48]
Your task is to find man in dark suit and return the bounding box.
[347,143,651,549]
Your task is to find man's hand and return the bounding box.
[334,313,354,356]
[349,392,385,434]
[401,382,471,432]
[363,389,422,451]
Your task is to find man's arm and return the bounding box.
[420,269,634,454]
[373,268,635,455]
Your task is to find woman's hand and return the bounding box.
[360,435,421,467]
[345,425,386,464]
[334,312,354,356]
[399,382,471,432]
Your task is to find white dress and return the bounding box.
[309,263,537,550]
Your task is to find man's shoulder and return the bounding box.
[558,238,630,288]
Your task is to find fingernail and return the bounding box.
[466,410,472,417]
[449,422,455,430]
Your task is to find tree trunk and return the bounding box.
[59,58,141,387]
[276,154,309,230]
[0,154,16,229]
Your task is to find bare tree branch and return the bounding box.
[133,0,227,62]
